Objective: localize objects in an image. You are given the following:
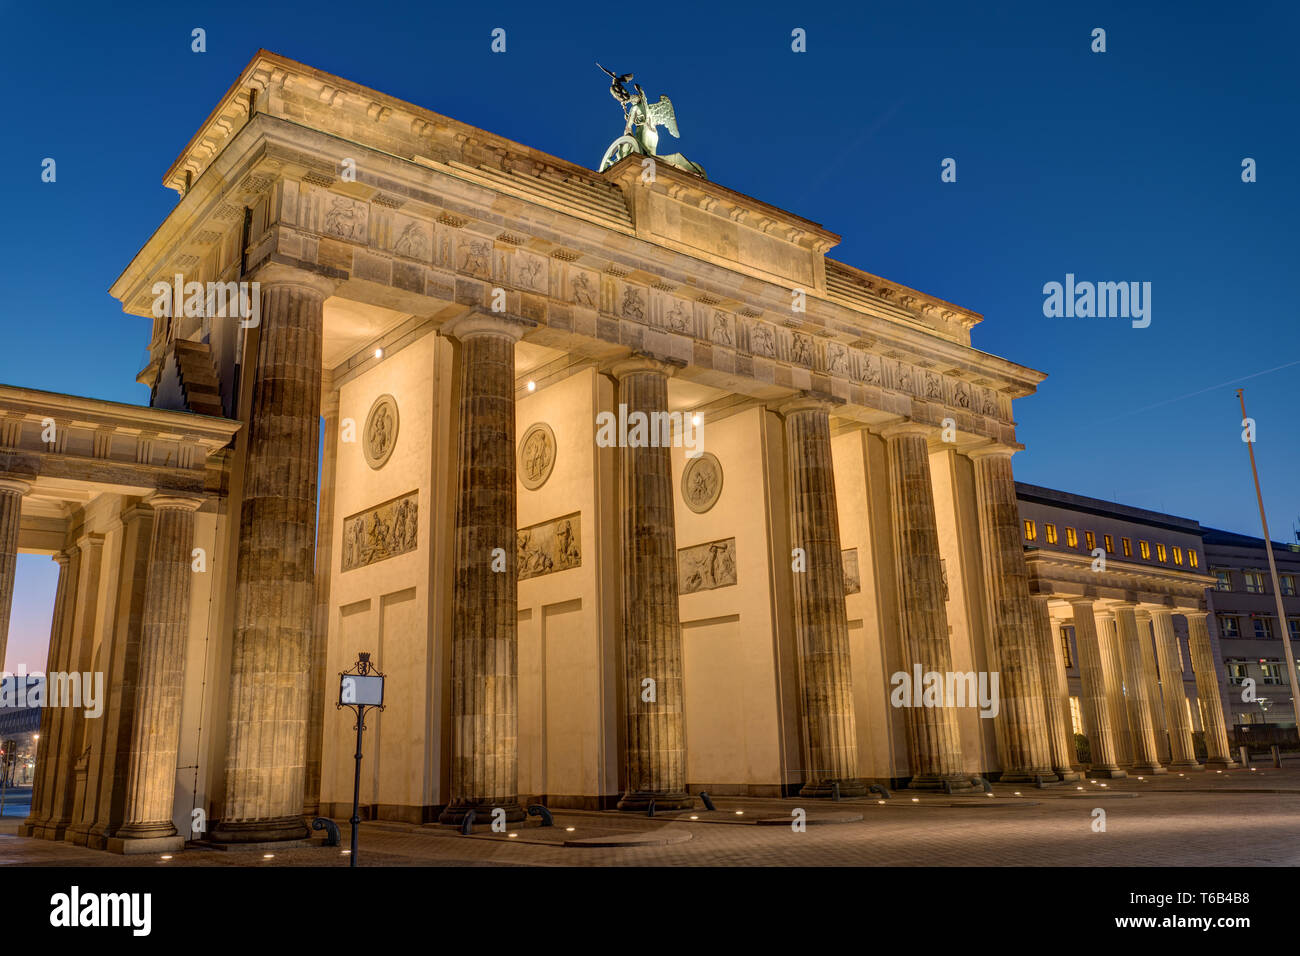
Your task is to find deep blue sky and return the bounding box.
[2,1,1296,666]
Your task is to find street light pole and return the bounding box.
[1237,389,1300,727]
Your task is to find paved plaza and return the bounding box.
[3,766,1297,867]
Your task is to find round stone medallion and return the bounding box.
[363,394,399,470]
[518,422,557,490]
[681,452,723,514]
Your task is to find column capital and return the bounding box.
[775,392,840,418]
[1184,609,1210,623]
[605,352,682,380]
[248,262,338,299]
[1069,596,1097,611]
[442,311,533,343]
[876,419,933,442]
[75,533,105,555]
[0,478,32,495]
[965,441,1021,461]
[320,389,341,418]
[145,493,204,513]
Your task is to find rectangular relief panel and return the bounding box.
[342,491,419,572]
[842,548,861,595]
[678,537,738,594]
[518,512,582,581]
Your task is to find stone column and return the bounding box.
[881,423,963,789]
[0,478,30,669]
[614,356,691,811]
[1135,609,1171,764]
[116,494,204,844]
[780,401,863,797]
[968,447,1054,782]
[1151,609,1200,769]
[1031,596,1080,781]
[211,267,332,843]
[1186,611,1237,768]
[1114,604,1165,773]
[1070,600,1125,776]
[438,314,527,825]
[1095,610,1133,767]
[22,548,73,836]
[304,389,339,818]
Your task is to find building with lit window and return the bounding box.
[1202,528,1300,729]
[1015,483,1235,773]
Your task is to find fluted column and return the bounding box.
[1031,596,1080,781]
[614,357,690,810]
[22,549,73,836]
[968,447,1054,781]
[211,268,332,843]
[438,314,527,825]
[1114,604,1165,773]
[1095,610,1133,766]
[117,494,204,841]
[304,389,339,817]
[1186,611,1237,768]
[1071,600,1125,776]
[1151,609,1200,769]
[0,478,30,669]
[780,402,862,797]
[881,424,963,789]
[1135,609,1170,763]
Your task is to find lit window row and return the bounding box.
[1218,615,1300,642]
[1022,520,1198,567]
[1212,570,1296,595]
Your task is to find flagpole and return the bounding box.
[1237,388,1300,726]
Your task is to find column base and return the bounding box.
[438,800,526,826]
[907,774,973,792]
[107,835,185,855]
[1169,760,1205,771]
[1085,766,1128,778]
[616,791,694,812]
[998,771,1059,784]
[1127,763,1167,775]
[799,779,867,799]
[115,821,179,840]
[208,815,311,844]
[1055,770,1083,782]
[1204,757,1239,770]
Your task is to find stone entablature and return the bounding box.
[1025,548,1216,610]
[0,386,239,495]
[113,52,1041,450]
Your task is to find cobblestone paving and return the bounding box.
[3,767,1298,867]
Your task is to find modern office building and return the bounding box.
[1202,528,1300,729]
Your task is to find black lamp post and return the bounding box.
[336,652,385,868]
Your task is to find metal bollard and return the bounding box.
[1238,745,1250,768]
[1271,744,1282,768]
[459,809,476,835]
[699,791,717,811]
[647,799,656,818]
[311,817,341,847]
[527,804,554,827]
[831,782,841,802]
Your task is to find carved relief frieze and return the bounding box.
[342,490,418,572]
[842,548,861,595]
[678,537,737,594]
[517,512,581,580]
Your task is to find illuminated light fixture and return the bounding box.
[911,798,919,803]
[527,380,536,392]
[1137,777,1144,781]
[1216,770,1223,773]
[263,853,275,860]
[1076,786,1083,791]
[985,793,994,798]
[1090,779,1097,784]
[688,816,698,820]
[374,348,383,359]
[565,827,576,832]
[1100,783,1108,788]
[734,810,744,816]
[877,800,885,805]
[1013,792,1021,796]
[1251,767,1257,772]
[160,855,173,861]
[692,414,702,426]
[341,850,350,855]
[508,833,518,838]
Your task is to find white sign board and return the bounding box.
[340,674,384,707]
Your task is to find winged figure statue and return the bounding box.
[596,64,705,178]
